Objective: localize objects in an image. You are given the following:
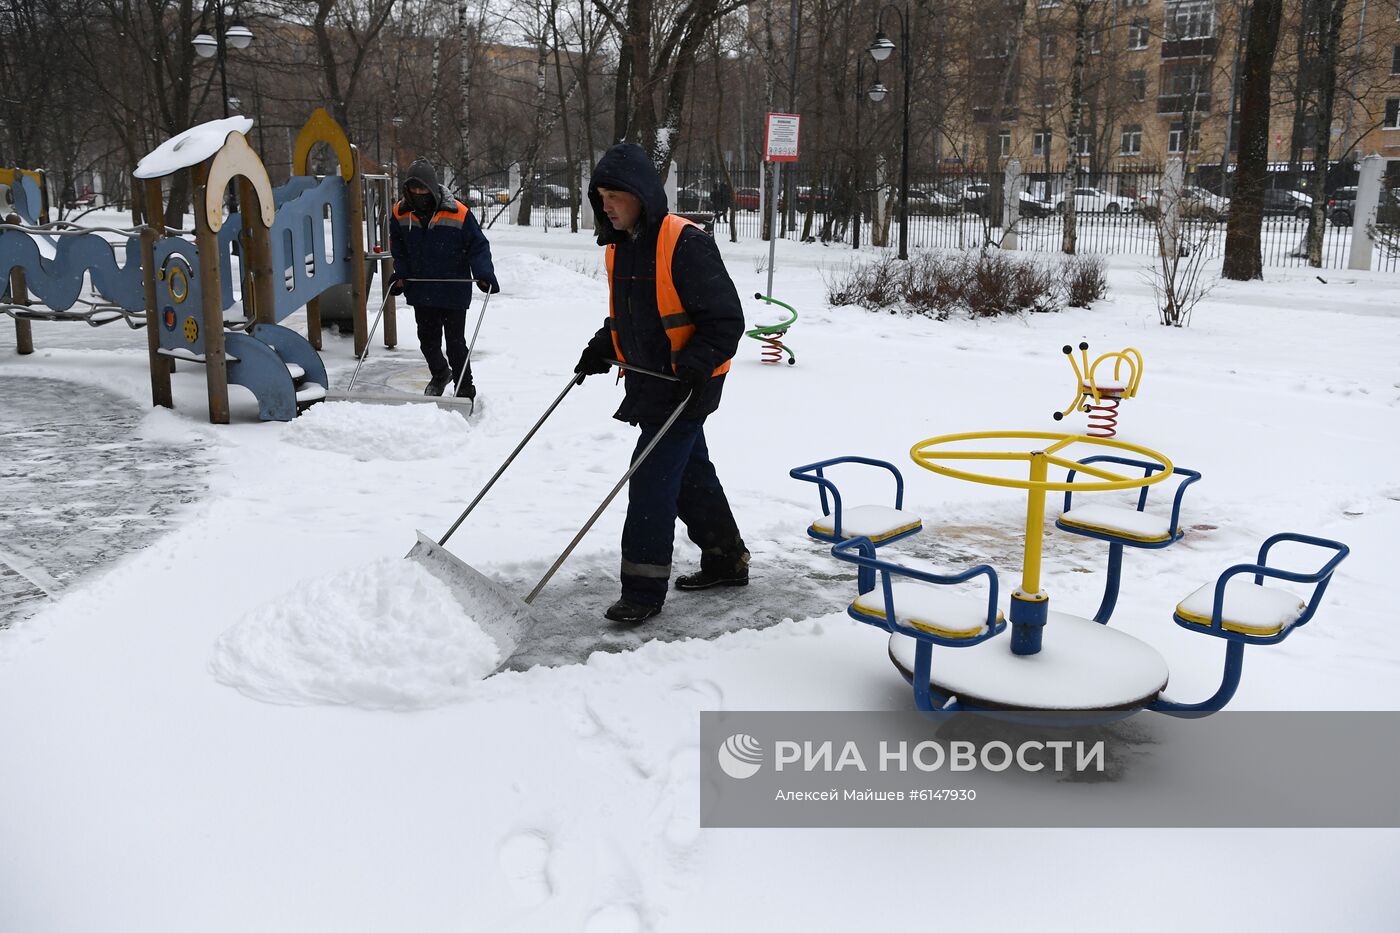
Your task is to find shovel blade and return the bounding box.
[406,532,538,669]
[324,391,476,416]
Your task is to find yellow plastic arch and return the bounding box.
[292,108,357,182]
[910,430,1173,493]
[203,133,276,232]
[0,168,44,187]
[1086,346,1144,401]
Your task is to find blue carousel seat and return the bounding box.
[790,456,922,546]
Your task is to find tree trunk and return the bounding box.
[1062,0,1092,255]
[1306,0,1346,267]
[1222,0,1283,281]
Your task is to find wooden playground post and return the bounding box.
[237,175,276,326]
[192,162,231,424]
[348,144,368,360]
[139,179,173,409]
[4,211,34,356]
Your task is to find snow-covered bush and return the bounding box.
[827,250,1064,319]
[1061,255,1109,308]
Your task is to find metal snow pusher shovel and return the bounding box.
[406,360,691,670]
[324,277,491,415]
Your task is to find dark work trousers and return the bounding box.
[414,305,470,385]
[620,417,746,607]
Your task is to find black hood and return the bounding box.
[588,143,669,245]
[403,158,450,213]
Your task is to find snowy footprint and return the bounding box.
[584,902,646,933]
[496,830,554,908]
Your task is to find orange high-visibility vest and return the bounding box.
[604,214,732,377]
[392,199,468,229]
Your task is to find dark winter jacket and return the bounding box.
[388,159,497,311]
[584,143,744,424]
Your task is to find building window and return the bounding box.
[1040,34,1058,59]
[1166,1,1215,41]
[1392,45,1400,74]
[1120,124,1143,155]
[1077,132,1093,157]
[1120,0,1150,6]
[999,131,1012,157]
[1033,130,1052,157]
[1038,78,1059,107]
[1161,62,1210,103]
[1038,0,1060,7]
[1386,99,1400,128]
[1128,18,1151,50]
[1130,69,1148,101]
[1168,122,1201,152]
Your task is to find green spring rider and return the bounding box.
[746,293,797,365]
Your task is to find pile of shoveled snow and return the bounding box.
[209,558,500,710]
[281,400,472,461]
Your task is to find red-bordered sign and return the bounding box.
[765,113,801,163]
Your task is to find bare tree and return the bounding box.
[1222,0,1283,280]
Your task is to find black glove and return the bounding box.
[673,363,710,416]
[574,345,612,378]
[388,277,404,296]
[477,275,500,294]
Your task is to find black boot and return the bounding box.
[672,565,750,588]
[604,598,662,623]
[455,377,476,399]
[424,373,452,397]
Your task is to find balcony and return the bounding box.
[1157,93,1211,114]
[1160,36,1219,59]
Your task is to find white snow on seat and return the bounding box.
[852,580,1000,639]
[295,383,327,403]
[1176,579,1306,636]
[887,611,1170,711]
[810,504,921,542]
[1060,504,1173,542]
[1083,378,1128,393]
[285,363,306,380]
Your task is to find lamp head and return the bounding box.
[226,24,253,49]
[868,33,895,63]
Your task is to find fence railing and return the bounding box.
[451,157,1400,272]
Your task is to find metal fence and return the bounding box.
[675,161,1399,272]
[448,158,1398,272]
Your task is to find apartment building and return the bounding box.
[946,0,1400,172]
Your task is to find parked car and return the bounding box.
[795,185,833,212]
[959,183,1053,218]
[1262,188,1312,220]
[1327,186,1400,226]
[906,187,960,216]
[1138,186,1228,222]
[1053,186,1137,214]
[676,182,710,212]
[734,187,762,211]
[484,187,511,204]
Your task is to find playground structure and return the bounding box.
[0,110,395,423]
[793,431,1348,717]
[746,293,797,365]
[1052,341,1143,437]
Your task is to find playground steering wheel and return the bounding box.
[910,430,1173,493]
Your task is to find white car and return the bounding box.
[1054,186,1137,214]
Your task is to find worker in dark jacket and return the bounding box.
[388,159,499,398]
[573,142,749,623]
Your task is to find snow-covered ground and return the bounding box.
[2,221,1398,931]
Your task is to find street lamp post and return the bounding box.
[852,55,880,251]
[193,7,254,120]
[868,3,911,260]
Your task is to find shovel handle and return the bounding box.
[437,371,581,547]
[524,388,692,604]
[344,290,396,392]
